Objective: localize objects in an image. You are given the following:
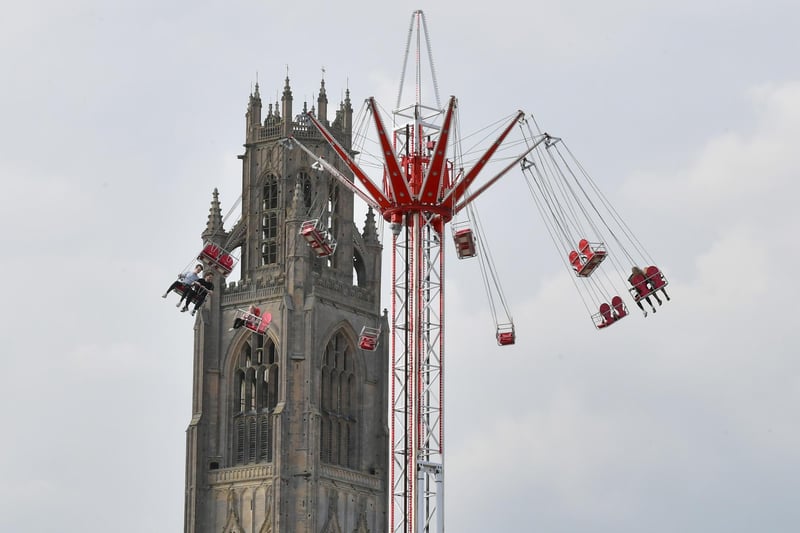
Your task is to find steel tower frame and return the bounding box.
[295,11,537,532]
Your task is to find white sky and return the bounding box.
[1,1,798,532]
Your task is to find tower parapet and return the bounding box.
[247,76,351,147]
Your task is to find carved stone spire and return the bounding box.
[317,75,328,124]
[202,188,225,241]
[343,87,353,134]
[281,75,293,136]
[246,82,263,139]
[362,206,380,247]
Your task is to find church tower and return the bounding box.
[184,76,390,533]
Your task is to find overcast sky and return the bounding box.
[1,1,798,532]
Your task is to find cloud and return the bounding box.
[439,80,800,532]
[628,81,800,219]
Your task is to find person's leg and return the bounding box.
[191,293,207,315]
[181,290,195,311]
[177,289,189,308]
[635,300,648,317]
[163,280,181,298]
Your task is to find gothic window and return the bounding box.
[327,185,339,235]
[258,414,270,462]
[247,417,257,463]
[232,338,279,465]
[299,171,312,213]
[261,175,279,265]
[353,249,366,287]
[326,185,339,268]
[256,367,267,410]
[235,417,245,464]
[339,422,349,466]
[320,331,358,469]
[234,370,246,413]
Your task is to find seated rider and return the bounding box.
[645,265,671,303]
[163,264,203,302]
[628,265,658,316]
[229,305,262,331]
[181,272,215,316]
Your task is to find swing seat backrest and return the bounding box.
[629,273,651,298]
[497,331,515,345]
[256,312,272,334]
[359,325,379,350]
[599,302,615,327]
[359,336,378,350]
[569,250,582,271]
[645,266,666,289]
[454,228,477,259]
[300,221,335,257]
[200,244,221,260]
[611,295,627,319]
[578,239,594,262]
[218,254,235,272]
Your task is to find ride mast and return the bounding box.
[297,10,531,533]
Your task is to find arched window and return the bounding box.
[234,370,246,413]
[353,249,366,287]
[232,337,278,465]
[299,170,313,213]
[261,174,279,265]
[327,185,339,236]
[323,184,339,269]
[320,330,358,469]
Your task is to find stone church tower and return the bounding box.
[184,76,390,533]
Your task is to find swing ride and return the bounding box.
[165,10,670,533]
[288,11,671,533]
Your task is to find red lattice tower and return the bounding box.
[299,11,536,533]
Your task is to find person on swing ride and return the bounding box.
[181,271,215,316]
[229,305,262,331]
[645,265,671,303]
[628,265,659,316]
[163,264,204,302]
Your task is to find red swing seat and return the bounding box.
[199,243,221,261]
[359,326,380,351]
[453,228,477,259]
[198,242,238,276]
[300,219,336,257]
[496,323,515,346]
[568,250,583,273]
[246,311,272,334]
[611,295,628,320]
[594,302,617,329]
[576,238,607,277]
[628,273,653,301]
[645,266,668,291]
[173,283,189,298]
